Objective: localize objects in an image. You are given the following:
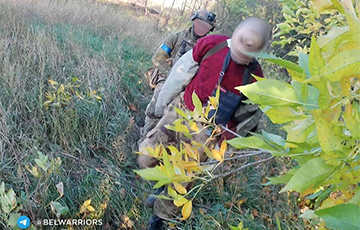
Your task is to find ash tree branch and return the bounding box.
[201,151,269,165]
[210,156,274,181]
[220,125,242,138]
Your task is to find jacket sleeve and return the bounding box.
[151,32,180,75]
[154,50,199,117]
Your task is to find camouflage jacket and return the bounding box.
[151,27,197,76]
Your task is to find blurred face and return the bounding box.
[193,19,213,37]
[230,24,264,65]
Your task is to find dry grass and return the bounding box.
[0,0,163,229]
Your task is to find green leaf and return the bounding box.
[262,106,307,124]
[162,147,174,177]
[51,201,69,217]
[344,102,360,139]
[58,206,69,215]
[299,52,310,78]
[300,210,318,219]
[8,213,21,228]
[277,22,292,34]
[318,26,350,51]
[309,36,326,77]
[257,53,304,73]
[174,107,189,120]
[311,0,336,12]
[312,110,343,153]
[309,49,360,82]
[154,178,172,188]
[349,190,360,205]
[263,168,297,185]
[192,92,203,115]
[34,159,47,171]
[227,136,284,155]
[261,130,286,147]
[315,204,360,230]
[283,118,316,144]
[134,166,169,181]
[283,5,296,17]
[280,158,336,193]
[317,80,331,109]
[236,80,303,107]
[291,81,319,109]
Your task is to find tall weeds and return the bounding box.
[0,0,162,227]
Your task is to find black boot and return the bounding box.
[147,215,163,230]
[145,186,165,208]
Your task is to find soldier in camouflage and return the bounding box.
[141,9,216,139]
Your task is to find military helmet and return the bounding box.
[191,9,216,28]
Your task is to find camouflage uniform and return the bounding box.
[141,28,198,138]
[138,92,218,220]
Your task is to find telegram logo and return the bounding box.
[17,216,30,229]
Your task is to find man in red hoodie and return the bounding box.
[138,17,270,229]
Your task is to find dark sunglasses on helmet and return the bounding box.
[207,12,216,22]
[191,11,216,23]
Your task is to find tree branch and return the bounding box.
[201,151,269,165]
[220,125,242,138]
[209,156,274,181]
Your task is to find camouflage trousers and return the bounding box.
[139,81,165,143]
[137,92,219,219]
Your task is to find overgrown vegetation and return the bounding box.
[135,0,360,230]
[0,0,161,229]
[2,0,356,229]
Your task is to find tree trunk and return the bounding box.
[163,0,176,29]
[144,0,148,16]
[180,0,188,16]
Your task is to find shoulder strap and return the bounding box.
[201,40,228,64]
[242,59,259,86]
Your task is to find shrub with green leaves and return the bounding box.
[230,0,359,229]
[272,0,347,58]
[135,0,359,229]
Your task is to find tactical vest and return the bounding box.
[170,28,197,63]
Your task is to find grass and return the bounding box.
[0,0,310,229]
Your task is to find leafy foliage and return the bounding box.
[272,0,348,58]
[135,1,360,228]
[43,78,102,110]
[233,1,360,229]
[135,92,224,220]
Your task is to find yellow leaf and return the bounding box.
[183,143,198,161]
[58,84,65,94]
[86,205,95,212]
[181,201,192,220]
[75,92,84,100]
[83,199,91,207]
[209,96,218,107]
[167,186,178,198]
[48,79,58,85]
[220,141,227,157]
[192,92,203,116]
[162,147,174,177]
[205,104,211,118]
[203,146,214,159]
[167,145,179,155]
[212,149,223,161]
[174,120,189,134]
[189,121,199,132]
[174,197,188,207]
[174,182,187,194]
[183,161,202,172]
